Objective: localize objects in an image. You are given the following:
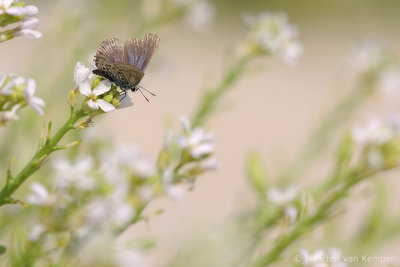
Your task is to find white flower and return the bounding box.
[268,186,297,206]
[23,79,45,115]
[137,185,155,202]
[185,0,215,33]
[80,79,116,112]
[23,5,38,16]
[300,249,327,267]
[29,224,45,241]
[82,197,135,231]
[378,69,400,98]
[14,28,41,39]
[300,248,347,267]
[285,205,298,223]
[2,104,20,122]
[244,12,302,64]
[74,62,91,90]
[79,80,115,112]
[13,17,42,40]
[166,185,185,200]
[27,182,55,206]
[114,145,157,178]
[348,41,387,74]
[0,75,17,95]
[352,117,399,147]
[0,0,24,16]
[178,116,215,159]
[52,156,96,191]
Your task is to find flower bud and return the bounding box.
[68,89,78,108]
[102,94,113,103]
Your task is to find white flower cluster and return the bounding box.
[26,145,157,236]
[143,0,215,34]
[243,12,303,65]
[181,0,215,33]
[352,116,400,169]
[0,72,44,125]
[0,0,41,40]
[348,41,400,98]
[73,62,133,113]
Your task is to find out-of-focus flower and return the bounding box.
[352,117,399,147]
[0,73,44,125]
[79,197,135,236]
[348,41,391,75]
[352,116,400,169]
[2,104,19,121]
[378,69,400,98]
[178,116,215,159]
[29,224,45,241]
[13,17,41,39]
[185,0,215,33]
[242,12,302,65]
[27,182,55,206]
[0,1,41,40]
[268,186,297,206]
[114,145,157,178]
[24,78,45,115]
[300,248,347,267]
[0,0,24,16]
[52,156,96,192]
[268,186,298,222]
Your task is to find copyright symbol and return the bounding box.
[294,254,302,264]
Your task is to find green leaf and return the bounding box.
[246,152,268,199]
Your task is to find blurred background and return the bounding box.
[1,0,400,265]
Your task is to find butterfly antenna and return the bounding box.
[139,85,156,96]
[138,88,150,102]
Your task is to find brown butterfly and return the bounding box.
[93,33,160,101]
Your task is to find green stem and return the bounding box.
[280,74,376,183]
[191,55,252,128]
[0,109,86,206]
[251,166,393,267]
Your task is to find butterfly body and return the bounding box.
[93,33,159,94]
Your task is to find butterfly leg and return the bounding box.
[119,90,127,102]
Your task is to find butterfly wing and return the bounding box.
[94,38,127,70]
[124,33,160,72]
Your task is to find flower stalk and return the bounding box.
[0,109,86,206]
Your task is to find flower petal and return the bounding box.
[79,80,91,96]
[92,80,111,96]
[6,6,24,15]
[180,116,191,132]
[15,29,42,39]
[96,99,116,112]
[30,97,45,115]
[24,78,36,99]
[20,18,39,30]
[2,0,13,9]
[74,62,90,86]
[23,5,39,16]
[87,99,99,110]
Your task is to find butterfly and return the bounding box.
[93,33,160,101]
